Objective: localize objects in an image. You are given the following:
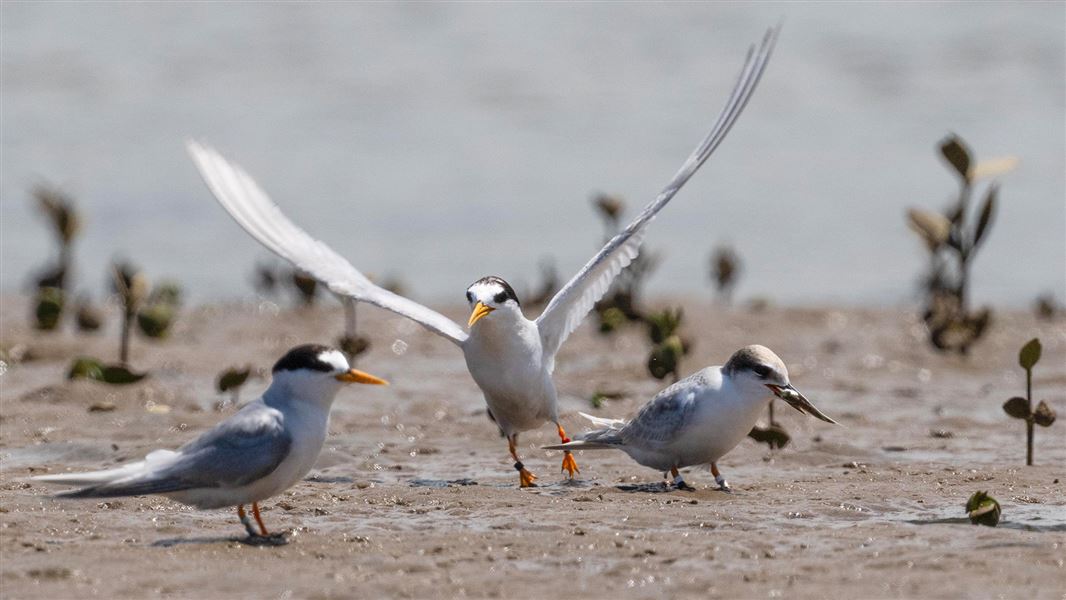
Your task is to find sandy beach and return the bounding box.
[1,295,1064,599]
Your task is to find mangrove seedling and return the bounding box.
[32,184,82,293]
[1002,338,1056,466]
[747,399,791,450]
[253,261,279,296]
[75,296,104,332]
[589,390,624,410]
[291,269,318,306]
[644,307,689,382]
[906,134,1008,355]
[337,297,370,362]
[709,244,742,304]
[68,356,146,385]
[137,281,182,339]
[590,193,660,331]
[34,287,64,331]
[216,365,252,409]
[965,491,1001,527]
[112,263,149,366]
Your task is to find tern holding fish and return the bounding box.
[544,345,837,491]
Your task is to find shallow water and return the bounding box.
[2,3,1064,307]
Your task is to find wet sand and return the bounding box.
[1,295,1064,599]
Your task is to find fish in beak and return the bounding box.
[766,383,837,424]
[335,369,389,385]
[468,301,495,327]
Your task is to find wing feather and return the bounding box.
[535,27,779,365]
[187,141,468,346]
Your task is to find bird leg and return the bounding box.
[237,504,258,538]
[556,424,579,479]
[670,466,696,491]
[236,503,287,546]
[508,435,538,488]
[251,502,269,536]
[710,462,732,493]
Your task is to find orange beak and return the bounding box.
[335,368,389,385]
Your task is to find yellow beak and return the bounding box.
[335,368,389,385]
[468,301,495,327]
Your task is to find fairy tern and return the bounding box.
[32,345,387,541]
[187,27,778,487]
[544,345,836,491]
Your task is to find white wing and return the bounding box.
[535,27,778,365]
[187,141,468,346]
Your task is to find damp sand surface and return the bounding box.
[1,296,1064,599]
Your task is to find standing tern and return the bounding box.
[544,345,837,491]
[187,27,778,487]
[32,345,387,542]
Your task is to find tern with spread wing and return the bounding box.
[544,345,837,491]
[33,345,387,542]
[188,28,778,487]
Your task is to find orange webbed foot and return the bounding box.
[518,466,538,488]
[561,451,579,479]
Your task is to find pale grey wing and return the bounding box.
[187,141,468,346]
[60,405,292,498]
[620,380,704,449]
[535,27,779,367]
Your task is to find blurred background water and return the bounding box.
[2,2,1063,307]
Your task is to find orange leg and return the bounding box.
[508,434,537,488]
[237,504,258,537]
[710,462,731,492]
[251,502,269,536]
[670,466,695,491]
[556,424,579,479]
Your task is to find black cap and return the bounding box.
[272,344,338,374]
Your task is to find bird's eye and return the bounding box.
[493,292,508,304]
[466,292,474,304]
[752,365,772,379]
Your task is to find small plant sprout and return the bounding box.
[216,365,252,410]
[589,390,623,410]
[747,398,791,450]
[1002,338,1056,466]
[291,270,318,306]
[709,244,742,304]
[137,281,182,340]
[253,261,279,296]
[67,356,146,385]
[34,287,64,331]
[32,184,82,293]
[337,297,370,362]
[906,134,1012,355]
[590,193,660,332]
[644,307,689,382]
[112,263,149,366]
[965,491,1001,527]
[74,296,104,332]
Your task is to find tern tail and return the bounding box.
[542,439,620,451]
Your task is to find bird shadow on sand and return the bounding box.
[615,482,731,494]
[904,517,1066,533]
[152,533,289,548]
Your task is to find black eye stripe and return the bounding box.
[494,292,508,304]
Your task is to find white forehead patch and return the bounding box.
[468,281,505,301]
[317,350,350,373]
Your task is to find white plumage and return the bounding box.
[33,346,387,539]
[187,28,779,486]
[544,345,838,491]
